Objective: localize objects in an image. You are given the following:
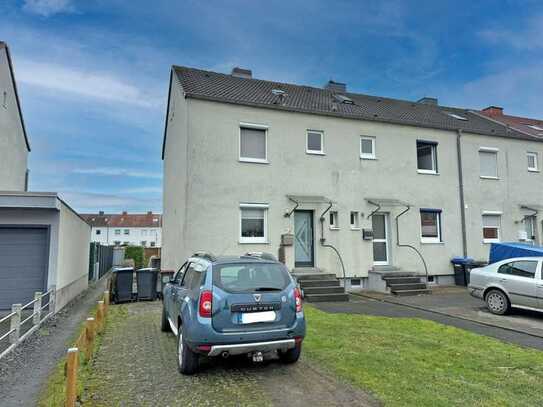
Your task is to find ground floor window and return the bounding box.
[240,204,268,243]
[483,214,501,243]
[420,209,442,243]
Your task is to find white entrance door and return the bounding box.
[372,213,389,265]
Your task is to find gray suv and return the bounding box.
[161,252,306,375]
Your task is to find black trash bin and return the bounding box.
[111,267,135,303]
[450,257,474,286]
[136,268,158,301]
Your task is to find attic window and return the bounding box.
[446,112,468,121]
[527,125,543,131]
[333,94,354,104]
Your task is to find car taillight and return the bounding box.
[199,290,212,318]
[294,287,303,313]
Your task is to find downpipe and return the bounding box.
[319,202,347,284]
[395,205,429,282]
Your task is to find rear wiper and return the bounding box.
[253,287,282,291]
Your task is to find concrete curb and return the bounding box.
[349,292,543,341]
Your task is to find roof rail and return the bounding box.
[191,251,217,262]
[243,252,277,261]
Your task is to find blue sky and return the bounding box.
[1,0,542,213]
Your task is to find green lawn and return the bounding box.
[303,306,543,406]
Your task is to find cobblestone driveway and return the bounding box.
[84,301,377,407]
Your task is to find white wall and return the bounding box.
[0,47,28,191]
[90,226,162,247]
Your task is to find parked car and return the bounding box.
[161,252,306,374]
[469,257,543,315]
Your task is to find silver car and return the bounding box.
[469,257,543,315]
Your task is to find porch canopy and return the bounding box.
[286,195,334,217]
[365,198,411,219]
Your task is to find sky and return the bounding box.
[1,0,542,213]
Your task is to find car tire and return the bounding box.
[177,324,199,375]
[279,343,302,364]
[160,305,170,332]
[485,289,510,315]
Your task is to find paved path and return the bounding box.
[0,278,108,407]
[315,294,543,351]
[84,301,379,407]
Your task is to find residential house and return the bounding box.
[161,65,543,292]
[0,42,90,311]
[82,211,163,248]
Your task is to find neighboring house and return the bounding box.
[82,211,163,248]
[161,65,543,290]
[0,42,90,311]
[0,41,30,191]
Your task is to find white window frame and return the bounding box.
[420,210,442,244]
[479,147,499,179]
[239,122,269,164]
[360,136,376,160]
[329,211,339,230]
[306,130,325,155]
[239,203,269,244]
[482,212,502,243]
[350,211,360,230]
[527,152,539,172]
[416,140,438,174]
[114,229,121,235]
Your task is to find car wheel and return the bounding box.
[177,324,199,375]
[160,305,170,332]
[279,343,302,364]
[485,289,510,315]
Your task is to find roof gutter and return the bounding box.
[456,129,468,257]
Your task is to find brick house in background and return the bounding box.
[82,211,163,248]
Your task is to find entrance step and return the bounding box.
[381,272,431,296]
[302,286,345,295]
[382,277,423,285]
[293,273,337,281]
[292,267,322,274]
[391,288,431,296]
[304,293,349,302]
[388,283,427,291]
[299,279,340,288]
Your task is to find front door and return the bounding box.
[294,210,314,267]
[372,213,389,265]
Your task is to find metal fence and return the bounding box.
[0,287,56,359]
[89,243,114,281]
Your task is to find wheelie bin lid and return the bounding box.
[450,256,474,265]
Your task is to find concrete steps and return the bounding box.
[381,272,431,296]
[293,268,348,303]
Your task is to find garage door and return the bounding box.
[0,228,49,310]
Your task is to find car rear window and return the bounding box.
[212,262,290,293]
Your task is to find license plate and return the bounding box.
[241,311,276,324]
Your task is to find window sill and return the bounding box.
[239,239,269,244]
[483,239,500,244]
[480,176,499,180]
[350,227,361,231]
[417,170,439,175]
[360,156,376,160]
[420,240,444,245]
[306,151,326,156]
[239,158,269,164]
[329,226,340,231]
[528,169,540,173]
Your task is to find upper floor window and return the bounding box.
[239,124,268,163]
[124,229,130,235]
[527,152,539,172]
[114,229,121,235]
[141,229,148,236]
[482,214,501,243]
[306,130,324,155]
[360,136,376,159]
[420,209,442,243]
[479,148,498,178]
[239,203,268,243]
[96,230,101,235]
[416,141,438,174]
[498,260,537,279]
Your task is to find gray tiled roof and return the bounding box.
[173,65,536,142]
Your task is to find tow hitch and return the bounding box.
[251,351,264,363]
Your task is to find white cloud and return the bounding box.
[15,59,160,108]
[59,191,160,212]
[23,0,74,17]
[73,167,162,179]
[479,16,543,50]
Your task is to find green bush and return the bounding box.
[125,246,144,269]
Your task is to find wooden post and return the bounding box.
[103,291,110,313]
[33,292,42,325]
[85,318,95,360]
[65,347,79,407]
[9,304,21,344]
[96,301,104,333]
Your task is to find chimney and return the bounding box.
[231,67,252,79]
[99,211,104,216]
[147,211,153,215]
[122,211,128,215]
[482,106,504,117]
[417,97,438,105]
[324,80,347,93]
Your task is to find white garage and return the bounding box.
[0,192,90,311]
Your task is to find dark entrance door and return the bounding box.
[294,210,314,267]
